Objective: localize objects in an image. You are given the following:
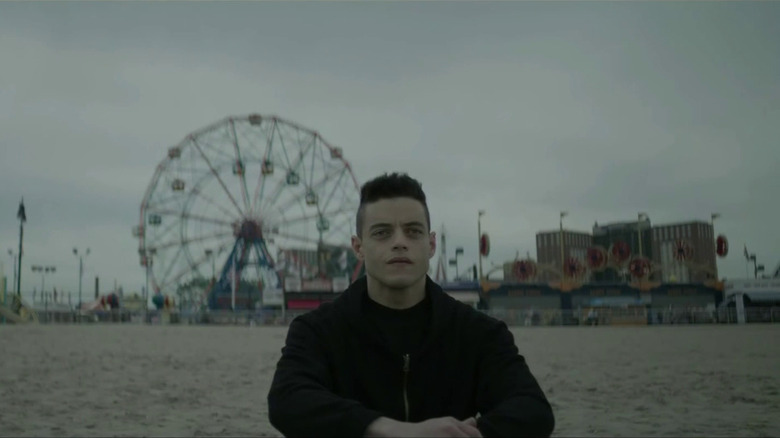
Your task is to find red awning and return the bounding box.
[286,299,322,310]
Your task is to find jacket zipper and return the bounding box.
[402,354,410,422]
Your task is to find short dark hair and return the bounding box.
[355,172,430,237]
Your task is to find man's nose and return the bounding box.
[391,229,409,249]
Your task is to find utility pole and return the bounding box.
[17,199,26,296]
[73,248,90,311]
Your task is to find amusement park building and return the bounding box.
[526,218,718,284]
[650,221,718,282]
[591,218,654,282]
[531,230,592,282]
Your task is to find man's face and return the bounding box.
[351,197,436,290]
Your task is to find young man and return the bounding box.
[267,173,554,437]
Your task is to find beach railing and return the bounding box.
[6,306,780,326]
[480,306,780,326]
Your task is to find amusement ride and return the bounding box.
[133,114,361,311]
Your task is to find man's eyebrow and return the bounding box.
[369,223,392,230]
[368,221,425,230]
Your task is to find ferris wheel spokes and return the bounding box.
[228,119,253,214]
[155,244,186,292]
[153,209,234,228]
[282,206,356,228]
[191,138,246,217]
[163,241,233,292]
[271,230,325,247]
[148,229,235,253]
[320,168,348,213]
[268,165,347,218]
[256,138,319,216]
[188,188,244,224]
[247,119,280,216]
[143,211,183,243]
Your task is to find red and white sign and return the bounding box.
[716,235,728,258]
[480,234,490,257]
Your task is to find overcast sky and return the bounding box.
[1,1,778,299]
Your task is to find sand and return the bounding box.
[0,323,778,437]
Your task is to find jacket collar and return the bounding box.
[336,275,456,352]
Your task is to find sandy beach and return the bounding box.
[0,323,777,437]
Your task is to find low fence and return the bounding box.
[7,306,780,326]
[481,306,780,326]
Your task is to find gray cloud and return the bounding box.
[1,1,778,295]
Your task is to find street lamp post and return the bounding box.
[637,213,649,259]
[31,265,55,322]
[449,247,464,280]
[478,210,485,281]
[73,248,90,311]
[560,211,568,279]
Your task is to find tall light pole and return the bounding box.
[32,265,55,321]
[73,248,90,310]
[449,247,464,280]
[637,212,649,259]
[31,265,56,296]
[560,211,568,279]
[17,199,26,297]
[478,210,485,281]
[7,249,17,294]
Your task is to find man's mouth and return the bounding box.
[388,257,412,264]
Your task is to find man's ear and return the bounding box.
[428,231,437,259]
[351,235,364,260]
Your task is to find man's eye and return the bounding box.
[373,230,389,237]
[407,229,423,236]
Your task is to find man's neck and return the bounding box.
[366,275,426,310]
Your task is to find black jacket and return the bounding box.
[267,276,555,437]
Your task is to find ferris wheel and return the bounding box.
[133,114,361,309]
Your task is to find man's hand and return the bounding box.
[365,416,482,437]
